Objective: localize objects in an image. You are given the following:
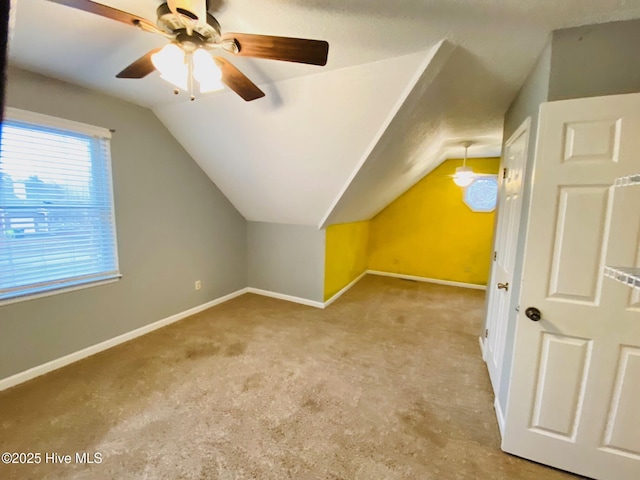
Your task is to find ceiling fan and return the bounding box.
[47,0,330,101]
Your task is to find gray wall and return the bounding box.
[247,222,325,303]
[503,42,551,140]
[0,67,247,380]
[493,41,551,412]
[549,19,640,101]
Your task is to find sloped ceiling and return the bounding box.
[321,44,506,227]
[155,47,443,224]
[9,1,640,226]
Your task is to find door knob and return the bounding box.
[525,307,541,322]
[497,282,509,291]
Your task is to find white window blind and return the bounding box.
[0,109,120,303]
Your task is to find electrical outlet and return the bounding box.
[195,280,201,290]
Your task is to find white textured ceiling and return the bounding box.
[9,0,640,225]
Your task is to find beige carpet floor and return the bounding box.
[0,275,582,479]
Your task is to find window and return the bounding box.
[464,176,498,212]
[0,108,120,303]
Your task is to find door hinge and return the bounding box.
[502,167,508,179]
[485,329,489,338]
[494,251,497,261]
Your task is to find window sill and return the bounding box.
[0,275,122,307]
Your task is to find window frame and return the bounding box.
[463,175,498,213]
[0,107,121,306]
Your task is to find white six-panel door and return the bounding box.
[502,93,640,480]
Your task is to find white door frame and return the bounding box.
[483,117,530,403]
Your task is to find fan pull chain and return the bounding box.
[188,53,195,101]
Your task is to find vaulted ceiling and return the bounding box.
[9,0,640,226]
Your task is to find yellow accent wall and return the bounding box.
[324,221,369,301]
[368,158,500,286]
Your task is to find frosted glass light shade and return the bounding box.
[151,44,188,91]
[453,166,476,187]
[193,49,224,93]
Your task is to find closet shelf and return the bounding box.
[605,175,640,289]
[615,174,640,187]
[604,266,640,289]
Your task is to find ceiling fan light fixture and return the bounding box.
[152,43,188,90]
[453,141,476,187]
[47,0,330,102]
[193,48,224,93]
[453,166,476,187]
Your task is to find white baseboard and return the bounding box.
[246,287,325,309]
[0,288,248,392]
[494,397,506,437]
[323,271,367,308]
[479,336,486,359]
[366,270,487,290]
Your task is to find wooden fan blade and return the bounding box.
[116,49,161,79]
[47,0,157,31]
[214,57,265,101]
[222,33,329,66]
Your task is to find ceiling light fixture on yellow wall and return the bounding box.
[453,141,476,187]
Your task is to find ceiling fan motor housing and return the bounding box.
[157,2,221,41]
[167,0,207,24]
